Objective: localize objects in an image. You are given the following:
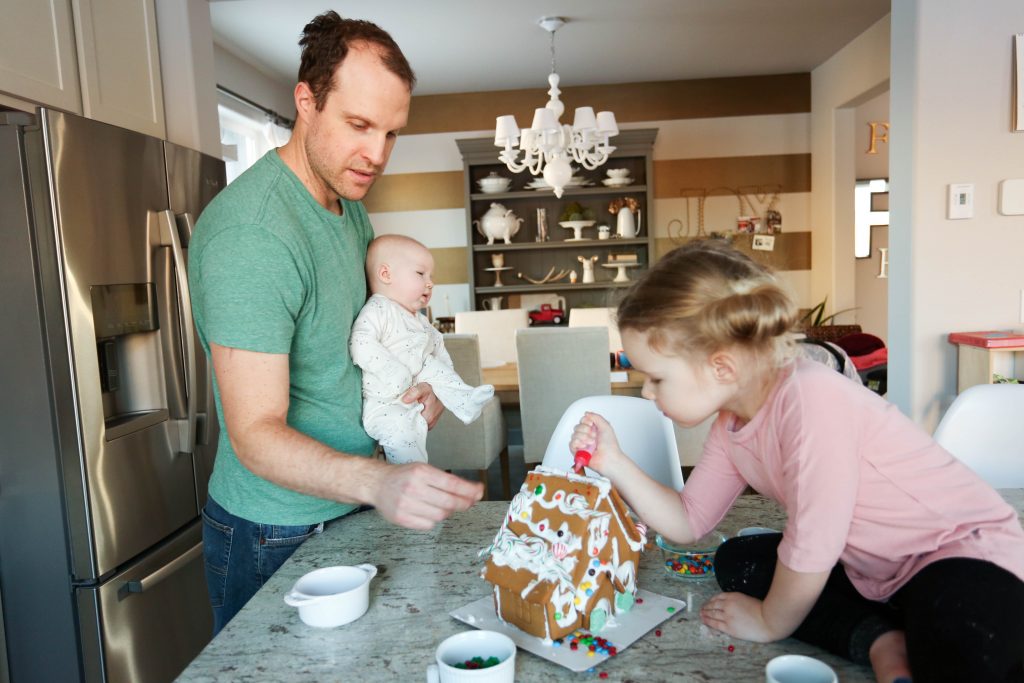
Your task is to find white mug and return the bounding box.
[426,630,516,683]
[765,654,838,683]
[481,296,502,310]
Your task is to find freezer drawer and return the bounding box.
[77,521,212,683]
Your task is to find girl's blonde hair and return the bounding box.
[616,239,798,366]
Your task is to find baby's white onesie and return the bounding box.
[350,294,494,464]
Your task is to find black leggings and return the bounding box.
[714,533,1024,682]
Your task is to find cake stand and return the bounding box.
[483,266,514,287]
[601,262,641,283]
[559,220,596,241]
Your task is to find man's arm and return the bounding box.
[211,343,481,529]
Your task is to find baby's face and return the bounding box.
[386,246,435,313]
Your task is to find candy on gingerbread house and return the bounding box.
[480,465,647,641]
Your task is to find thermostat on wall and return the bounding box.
[947,183,974,219]
[998,179,1024,215]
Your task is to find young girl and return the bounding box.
[570,239,1024,682]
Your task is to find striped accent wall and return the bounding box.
[366,73,813,318]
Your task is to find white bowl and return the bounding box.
[478,175,511,193]
[606,168,630,179]
[283,564,377,628]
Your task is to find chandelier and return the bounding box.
[493,16,619,198]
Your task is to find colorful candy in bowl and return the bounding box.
[656,530,728,579]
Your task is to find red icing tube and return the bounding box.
[573,450,592,473]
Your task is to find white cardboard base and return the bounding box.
[450,589,686,673]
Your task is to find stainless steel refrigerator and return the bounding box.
[0,108,224,682]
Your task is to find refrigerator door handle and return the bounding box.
[124,541,203,594]
[176,211,213,447]
[158,209,197,455]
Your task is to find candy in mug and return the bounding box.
[426,630,516,683]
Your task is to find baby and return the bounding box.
[351,234,494,465]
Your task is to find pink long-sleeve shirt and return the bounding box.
[683,358,1024,601]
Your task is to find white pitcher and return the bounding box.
[482,296,503,310]
[616,207,638,238]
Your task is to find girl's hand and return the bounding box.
[700,591,775,643]
[569,412,625,473]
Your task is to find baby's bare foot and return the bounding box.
[868,629,912,683]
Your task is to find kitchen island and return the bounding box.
[177,491,1024,682]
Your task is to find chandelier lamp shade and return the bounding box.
[493,16,619,198]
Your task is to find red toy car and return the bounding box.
[528,304,565,325]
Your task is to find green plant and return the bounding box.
[800,297,858,327]
[559,201,594,222]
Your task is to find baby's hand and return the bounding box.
[569,412,624,473]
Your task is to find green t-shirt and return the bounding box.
[189,150,375,525]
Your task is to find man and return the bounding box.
[189,12,483,634]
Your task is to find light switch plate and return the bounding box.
[948,183,974,219]
[999,179,1024,215]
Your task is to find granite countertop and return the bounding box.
[177,491,1024,682]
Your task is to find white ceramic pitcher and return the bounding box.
[616,207,642,238]
[482,296,503,310]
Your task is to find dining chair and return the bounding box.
[516,327,611,463]
[454,308,530,368]
[932,382,1024,488]
[425,334,509,499]
[541,395,685,491]
[568,307,623,353]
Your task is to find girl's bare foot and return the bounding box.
[868,629,912,683]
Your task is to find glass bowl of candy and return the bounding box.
[656,530,728,579]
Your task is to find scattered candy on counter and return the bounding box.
[655,629,662,637]
[666,606,676,613]
[664,551,715,577]
[727,644,735,653]
[553,630,618,658]
[599,672,609,679]
[453,655,501,670]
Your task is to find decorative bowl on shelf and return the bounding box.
[477,172,511,194]
[656,530,728,579]
[606,168,630,179]
[558,220,596,241]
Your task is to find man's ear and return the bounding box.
[294,81,317,122]
[708,350,739,384]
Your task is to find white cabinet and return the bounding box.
[0,0,166,139]
[0,0,82,114]
[72,0,166,138]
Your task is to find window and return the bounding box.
[217,89,292,184]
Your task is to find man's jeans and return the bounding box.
[201,497,324,635]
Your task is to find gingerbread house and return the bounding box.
[480,465,647,641]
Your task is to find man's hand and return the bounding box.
[368,462,484,530]
[402,382,443,428]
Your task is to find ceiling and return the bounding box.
[209,0,890,97]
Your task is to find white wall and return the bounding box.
[213,43,295,117]
[810,16,891,320]
[854,91,890,342]
[890,0,1024,426]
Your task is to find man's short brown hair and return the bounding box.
[297,11,416,111]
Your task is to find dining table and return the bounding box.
[176,490,1024,682]
[482,362,646,407]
